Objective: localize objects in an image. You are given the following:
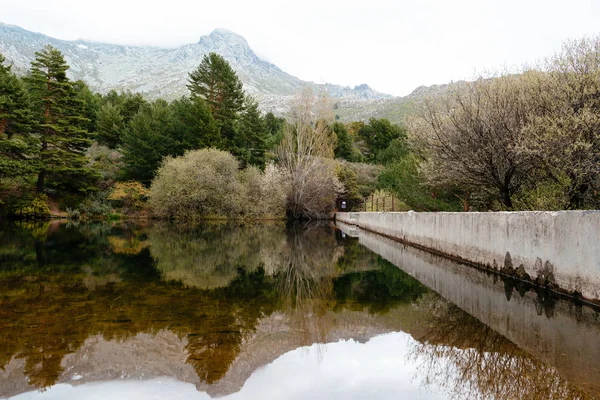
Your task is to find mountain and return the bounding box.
[332,83,454,123]
[0,22,394,118]
[0,305,431,399]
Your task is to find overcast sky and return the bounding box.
[3,0,600,96]
[11,333,453,400]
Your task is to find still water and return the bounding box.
[0,220,598,399]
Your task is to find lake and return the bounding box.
[0,220,597,399]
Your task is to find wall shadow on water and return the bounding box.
[0,220,428,397]
[337,221,600,400]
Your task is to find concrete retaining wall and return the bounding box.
[335,211,600,301]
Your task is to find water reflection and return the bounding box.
[0,221,425,397]
[6,334,449,400]
[410,294,590,400]
[337,221,599,400]
[0,221,597,399]
[149,222,284,289]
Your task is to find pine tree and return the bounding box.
[72,80,101,133]
[0,54,31,137]
[332,122,356,161]
[264,111,285,148]
[120,98,221,184]
[0,53,38,184]
[187,52,245,145]
[96,103,124,149]
[358,118,405,160]
[120,100,178,185]
[103,89,147,123]
[237,97,269,169]
[169,96,220,150]
[25,45,97,194]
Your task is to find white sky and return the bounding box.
[3,0,600,96]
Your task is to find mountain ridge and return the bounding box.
[0,23,391,111]
[0,22,452,123]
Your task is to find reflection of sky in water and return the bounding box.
[10,333,451,400]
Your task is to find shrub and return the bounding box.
[14,195,51,219]
[378,154,460,212]
[66,207,81,220]
[347,162,382,197]
[336,161,383,211]
[511,176,571,211]
[87,143,124,190]
[260,163,289,217]
[108,182,149,214]
[281,157,342,219]
[238,163,289,218]
[78,193,112,218]
[336,163,362,211]
[149,149,287,220]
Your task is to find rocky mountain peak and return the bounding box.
[198,28,256,61]
[354,83,371,91]
[0,22,395,118]
[207,28,246,42]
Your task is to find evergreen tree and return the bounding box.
[25,45,97,194]
[121,98,223,185]
[377,137,410,164]
[0,54,32,137]
[358,118,406,161]
[187,52,245,144]
[72,80,101,133]
[103,89,147,123]
[264,112,285,147]
[236,97,269,169]
[0,54,38,184]
[169,96,220,151]
[120,100,177,184]
[58,80,101,193]
[332,122,358,161]
[96,103,124,149]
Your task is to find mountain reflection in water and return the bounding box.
[0,221,596,399]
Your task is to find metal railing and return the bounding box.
[362,194,399,212]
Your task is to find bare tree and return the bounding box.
[276,88,342,219]
[412,74,538,209]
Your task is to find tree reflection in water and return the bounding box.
[272,223,339,347]
[149,222,287,290]
[410,293,593,400]
[0,221,594,399]
[0,221,417,389]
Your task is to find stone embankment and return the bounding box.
[335,211,600,302]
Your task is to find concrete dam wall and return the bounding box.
[335,211,600,302]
